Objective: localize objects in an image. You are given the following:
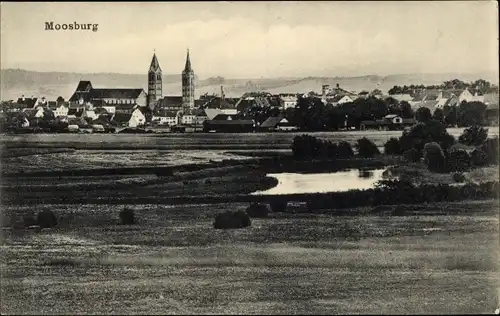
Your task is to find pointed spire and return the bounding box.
[184,49,192,72]
[149,52,161,73]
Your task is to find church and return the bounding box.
[151,49,196,112]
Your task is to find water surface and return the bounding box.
[253,168,388,195]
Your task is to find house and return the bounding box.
[152,110,178,126]
[279,94,298,110]
[83,107,98,120]
[93,114,113,127]
[202,96,238,115]
[204,108,225,120]
[360,115,415,131]
[68,117,88,128]
[69,81,147,110]
[357,91,370,99]
[383,114,403,124]
[484,92,499,108]
[67,108,84,119]
[258,115,297,131]
[52,104,69,117]
[203,114,255,133]
[329,95,353,106]
[91,100,116,114]
[390,94,413,102]
[16,96,39,109]
[157,96,183,112]
[457,88,484,103]
[23,107,44,118]
[179,108,206,126]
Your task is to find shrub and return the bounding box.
[213,210,251,229]
[337,141,354,158]
[453,172,466,183]
[36,210,58,228]
[423,142,446,172]
[399,120,454,153]
[458,126,488,146]
[403,148,421,162]
[384,138,401,155]
[269,201,288,213]
[355,137,380,158]
[119,208,135,225]
[292,135,322,159]
[446,149,470,172]
[480,137,499,165]
[246,203,270,218]
[470,148,489,167]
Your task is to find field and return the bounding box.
[1,200,499,314]
[1,130,499,314]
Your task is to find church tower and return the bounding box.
[182,49,195,109]
[147,52,162,109]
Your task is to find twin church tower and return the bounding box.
[147,49,195,109]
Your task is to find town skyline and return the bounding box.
[1,2,498,78]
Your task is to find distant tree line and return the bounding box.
[388,79,497,95]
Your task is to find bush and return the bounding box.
[458,126,488,146]
[337,141,354,158]
[423,142,446,172]
[399,120,454,153]
[446,149,470,172]
[269,201,288,212]
[356,137,380,158]
[246,203,270,218]
[36,210,58,228]
[119,208,135,225]
[470,148,489,167]
[213,210,251,229]
[479,137,499,165]
[453,172,466,183]
[292,135,323,159]
[402,148,421,162]
[384,138,401,155]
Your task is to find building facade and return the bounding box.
[148,53,162,109]
[182,49,195,109]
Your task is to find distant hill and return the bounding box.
[1,68,497,101]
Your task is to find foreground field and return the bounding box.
[1,200,499,314]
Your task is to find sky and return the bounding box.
[1,1,498,79]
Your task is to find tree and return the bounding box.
[415,107,432,122]
[423,142,446,173]
[443,105,457,127]
[400,101,414,119]
[56,96,65,106]
[356,137,380,158]
[384,138,402,155]
[457,101,487,127]
[458,126,488,146]
[446,149,470,172]
[432,108,445,123]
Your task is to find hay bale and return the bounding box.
[23,214,37,227]
[246,203,270,218]
[36,210,58,228]
[119,208,135,225]
[213,210,251,229]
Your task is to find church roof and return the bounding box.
[149,53,162,73]
[183,49,193,73]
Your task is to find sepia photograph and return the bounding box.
[0,1,499,314]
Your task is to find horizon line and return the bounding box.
[1,67,498,82]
